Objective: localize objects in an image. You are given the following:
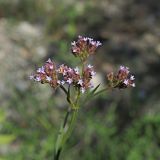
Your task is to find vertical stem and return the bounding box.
[61,109,78,146]
[54,84,81,160]
[54,109,79,160]
[54,109,71,160]
[63,109,70,128]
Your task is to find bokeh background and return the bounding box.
[0,0,160,159]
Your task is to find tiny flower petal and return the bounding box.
[67,78,73,84]
[68,68,73,72]
[83,37,88,41]
[130,75,135,80]
[37,66,45,74]
[61,80,65,85]
[91,71,96,76]
[123,79,129,85]
[77,79,83,86]
[35,76,41,82]
[87,64,93,68]
[57,80,61,84]
[47,58,52,63]
[131,83,135,87]
[46,76,52,82]
[96,41,102,47]
[120,65,125,70]
[71,41,76,45]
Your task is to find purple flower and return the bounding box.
[107,65,135,89]
[131,83,135,87]
[77,79,83,86]
[91,71,96,76]
[37,66,45,74]
[35,76,41,82]
[123,79,129,85]
[66,78,73,84]
[71,36,102,61]
[46,58,52,63]
[130,75,135,80]
[61,80,65,85]
[87,64,93,68]
[46,76,52,82]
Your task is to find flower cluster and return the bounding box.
[30,36,135,94]
[107,66,135,89]
[30,59,96,93]
[57,64,95,93]
[71,35,102,61]
[30,59,59,88]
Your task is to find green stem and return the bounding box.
[60,85,68,95]
[61,109,78,146]
[54,87,80,160]
[54,109,71,160]
[54,109,78,160]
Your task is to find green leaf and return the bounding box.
[91,84,101,94]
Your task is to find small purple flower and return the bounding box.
[68,68,73,72]
[71,41,76,45]
[37,66,45,74]
[66,78,73,84]
[49,65,54,70]
[83,37,88,41]
[57,80,65,85]
[123,79,129,85]
[131,83,135,87]
[35,76,41,82]
[95,41,102,47]
[47,58,52,63]
[91,71,96,76]
[46,76,52,82]
[130,75,135,80]
[77,79,83,86]
[61,80,65,85]
[87,64,93,69]
[119,66,129,74]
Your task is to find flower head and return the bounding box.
[29,59,59,88]
[107,66,135,89]
[71,35,102,61]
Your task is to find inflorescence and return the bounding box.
[71,35,102,61]
[30,35,135,93]
[107,66,135,89]
[30,60,96,93]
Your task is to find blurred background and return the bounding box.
[0,0,160,159]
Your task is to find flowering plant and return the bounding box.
[30,36,135,159]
